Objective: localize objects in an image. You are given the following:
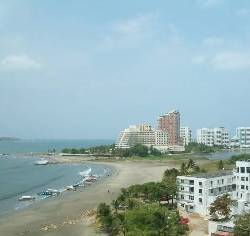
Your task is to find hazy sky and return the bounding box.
[0,0,250,139]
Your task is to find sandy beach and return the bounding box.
[0,159,179,236]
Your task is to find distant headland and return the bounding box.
[0,137,20,141]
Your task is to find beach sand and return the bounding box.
[0,160,178,236]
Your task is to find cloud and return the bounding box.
[236,8,250,17]
[198,0,224,8]
[112,13,155,38]
[202,37,224,47]
[100,13,157,50]
[192,55,207,64]
[211,52,250,70]
[0,55,41,71]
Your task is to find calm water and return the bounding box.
[0,139,113,216]
[0,139,113,154]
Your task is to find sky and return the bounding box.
[0,0,250,139]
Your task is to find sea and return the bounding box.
[0,139,113,216]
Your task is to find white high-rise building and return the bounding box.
[180,127,192,146]
[196,127,229,147]
[115,124,156,149]
[155,130,168,146]
[236,127,250,148]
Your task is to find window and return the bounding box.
[190,206,194,209]
[241,177,245,181]
[199,198,203,203]
[246,177,249,181]
[199,189,202,194]
[247,167,250,173]
[210,189,214,193]
[217,180,220,184]
[222,179,224,184]
[189,180,194,185]
[241,167,245,173]
[190,187,194,193]
[210,181,213,186]
[246,186,248,190]
[181,195,184,199]
[241,185,245,189]
[181,179,184,183]
[219,187,222,192]
[199,182,202,186]
[237,167,239,173]
[181,187,184,191]
[189,195,194,200]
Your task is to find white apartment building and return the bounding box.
[196,127,229,147]
[236,127,250,148]
[180,127,192,146]
[115,124,155,149]
[177,171,235,216]
[177,160,250,217]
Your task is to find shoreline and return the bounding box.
[0,159,178,236]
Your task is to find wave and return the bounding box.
[78,167,92,176]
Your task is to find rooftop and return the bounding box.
[188,170,233,179]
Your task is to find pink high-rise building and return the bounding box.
[157,110,180,145]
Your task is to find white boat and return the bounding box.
[18,196,35,201]
[66,185,75,191]
[35,160,49,165]
[79,167,92,176]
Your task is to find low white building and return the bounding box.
[197,127,229,148]
[180,127,192,146]
[177,171,235,216]
[177,160,250,217]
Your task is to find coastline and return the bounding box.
[0,158,178,236]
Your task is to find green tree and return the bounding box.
[234,211,250,236]
[217,160,224,170]
[209,194,236,222]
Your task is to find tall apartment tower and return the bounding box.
[157,110,180,145]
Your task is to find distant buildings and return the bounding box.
[196,127,229,148]
[235,127,250,148]
[115,124,155,149]
[180,127,192,146]
[157,110,180,146]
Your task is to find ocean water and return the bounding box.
[0,139,113,216]
[0,139,114,154]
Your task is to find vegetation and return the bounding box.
[184,142,223,153]
[229,154,250,164]
[234,211,250,236]
[217,160,224,170]
[62,144,162,158]
[209,193,237,222]
[96,167,189,236]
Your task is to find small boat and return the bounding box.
[18,196,35,201]
[66,185,75,191]
[35,160,49,165]
[37,189,60,196]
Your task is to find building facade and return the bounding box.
[177,160,250,217]
[180,127,192,146]
[236,127,250,148]
[115,124,155,149]
[157,110,180,145]
[177,171,235,216]
[196,127,229,147]
[154,129,168,146]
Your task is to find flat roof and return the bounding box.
[190,171,233,179]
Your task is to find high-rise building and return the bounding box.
[180,127,192,146]
[115,124,155,149]
[236,127,250,148]
[196,127,229,147]
[157,110,180,145]
[155,130,168,146]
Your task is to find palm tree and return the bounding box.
[187,159,195,169]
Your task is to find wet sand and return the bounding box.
[0,160,176,236]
